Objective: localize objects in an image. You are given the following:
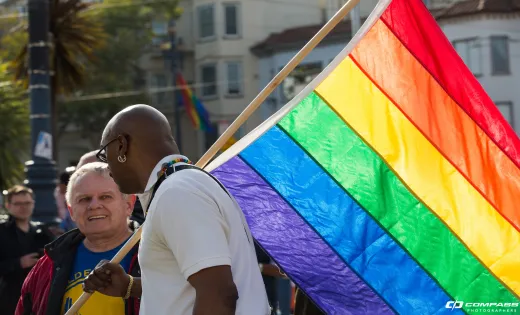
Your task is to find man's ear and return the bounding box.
[117,135,129,158]
[126,195,136,215]
[67,204,76,222]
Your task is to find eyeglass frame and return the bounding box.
[96,136,121,163]
[10,201,35,207]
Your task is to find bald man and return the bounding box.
[83,105,270,315]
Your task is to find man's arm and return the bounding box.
[0,257,23,276]
[188,266,238,315]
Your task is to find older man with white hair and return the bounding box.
[15,162,142,315]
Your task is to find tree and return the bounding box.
[3,0,105,159]
[1,0,181,158]
[57,0,181,148]
[0,63,29,190]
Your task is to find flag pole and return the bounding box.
[65,0,362,312]
[196,0,362,168]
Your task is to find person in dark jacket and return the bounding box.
[16,162,141,315]
[293,287,325,315]
[0,185,55,315]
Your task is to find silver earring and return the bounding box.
[118,155,127,163]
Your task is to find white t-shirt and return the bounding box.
[137,155,270,315]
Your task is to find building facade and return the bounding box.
[435,0,520,133]
[254,0,520,135]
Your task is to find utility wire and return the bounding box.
[61,78,253,102]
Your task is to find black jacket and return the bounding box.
[18,222,141,315]
[0,215,54,315]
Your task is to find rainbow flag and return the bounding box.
[206,0,520,313]
[176,73,215,132]
[176,73,238,150]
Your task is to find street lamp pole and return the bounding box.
[25,0,58,224]
[161,19,183,151]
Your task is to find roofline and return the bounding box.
[437,10,520,20]
[252,5,520,57]
[251,33,350,57]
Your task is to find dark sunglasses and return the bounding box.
[96,137,119,163]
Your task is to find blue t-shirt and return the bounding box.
[61,240,135,315]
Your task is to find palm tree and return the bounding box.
[0,63,29,190]
[11,0,105,159]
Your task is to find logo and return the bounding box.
[445,301,519,312]
[446,301,464,310]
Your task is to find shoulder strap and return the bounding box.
[175,165,231,197]
[148,164,230,207]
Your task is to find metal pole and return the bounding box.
[350,2,360,36]
[25,0,58,224]
[168,20,183,152]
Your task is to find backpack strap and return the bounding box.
[148,164,230,207]
[175,165,231,198]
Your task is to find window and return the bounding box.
[152,20,168,36]
[152,74,167,105]
[282,62,322,103]
[496,102,514,128]
[152,20,168,45]
[226,61,242,96]
[223,3,240,37]
[197,4,215,40]
[17,5,26,14]
[201,64,217,97]
[491,36,510,75]
[453,38,482,76]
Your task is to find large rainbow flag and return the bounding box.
[206,0,520,313]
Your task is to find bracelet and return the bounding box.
[124,275,134,299]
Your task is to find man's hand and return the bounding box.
[20,253,39,269]
[262,264,287,279]
[83,260,130,297]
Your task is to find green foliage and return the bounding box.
[1,0,106,158]
[0,0,181,159]
[0,64,29,190]
[5,0,106,95]
[57,0,181,146]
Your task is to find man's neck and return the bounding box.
[15,219,30,233]
[137,151,181,192]
[83,228,133,253]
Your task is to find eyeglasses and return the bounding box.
[96,137,119,163]
[11,201,34,207]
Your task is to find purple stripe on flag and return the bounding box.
[212,156,393,314]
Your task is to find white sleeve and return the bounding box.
[156,186,232,280]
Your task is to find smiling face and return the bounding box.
[68,171,133,239]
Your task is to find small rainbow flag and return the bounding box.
[206,0,520,313]
[176,73,238,151]
[176,73,214,132]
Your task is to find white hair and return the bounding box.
[65,162,128,205]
